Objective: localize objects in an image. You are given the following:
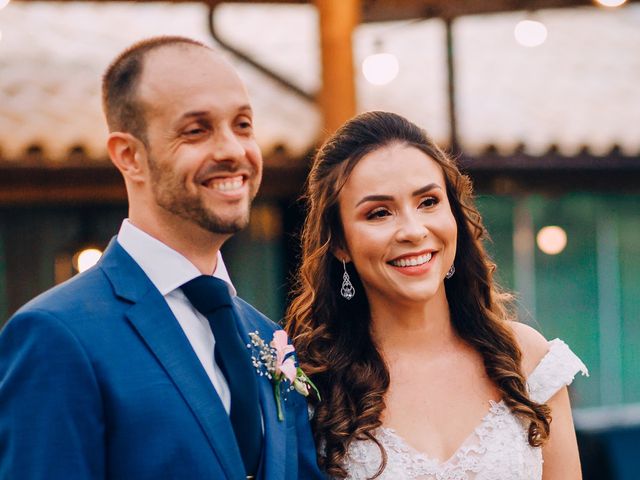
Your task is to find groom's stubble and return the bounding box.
[147,152,260,235]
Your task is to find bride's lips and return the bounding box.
[387,249,437,276]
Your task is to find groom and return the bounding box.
[0,37,322,480]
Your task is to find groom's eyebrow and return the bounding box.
[176,104,253,123]
[179,111,209,121]
[172,111,210,130]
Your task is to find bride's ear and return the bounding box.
[332,245,351,264]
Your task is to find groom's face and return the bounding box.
[137,45,263,235]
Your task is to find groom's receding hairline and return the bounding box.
[101,36,212,144]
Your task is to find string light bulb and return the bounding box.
[595,0,627,7]
[362,39,399,86]
[514,18,548,47]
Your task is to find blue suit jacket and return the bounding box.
[0,240,324,480]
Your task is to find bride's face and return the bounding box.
[337,143,457,307]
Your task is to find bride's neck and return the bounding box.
[369,289,456,354]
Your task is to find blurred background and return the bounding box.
[0,0,638,477]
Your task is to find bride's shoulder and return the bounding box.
[507,321,549,377]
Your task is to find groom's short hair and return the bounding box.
[102,36,211,145]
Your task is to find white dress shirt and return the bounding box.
[117,219,232,413]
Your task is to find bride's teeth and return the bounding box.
[391,252,433,267]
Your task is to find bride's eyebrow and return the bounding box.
[411,183,441,196]
[355,183,441,207]
[356,194,393,207]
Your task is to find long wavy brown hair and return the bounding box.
[285,111,551,478]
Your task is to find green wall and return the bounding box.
[476,194,640,408]
[222,201,286,323]
[0,206,127,323]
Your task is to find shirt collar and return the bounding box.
[116,219,236,297]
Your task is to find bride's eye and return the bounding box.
[366,208,390,220]
[419,197,439,209]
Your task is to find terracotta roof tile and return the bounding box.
[0,2,638,163]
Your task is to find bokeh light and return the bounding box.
[74,248,103,273]
[536,226,567,255]
[514,19,548,47]
[362,52,399,86]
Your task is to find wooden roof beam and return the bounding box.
[316,0,360,137]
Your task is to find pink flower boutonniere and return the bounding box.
[247,329,320,421]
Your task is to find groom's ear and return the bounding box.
[107,132,149,184]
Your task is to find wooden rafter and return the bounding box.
[14,0,639,20]
[316,0,360,136]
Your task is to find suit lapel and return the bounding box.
[256,362,287,480]
[232,302,287,480]
[100,240,245,480]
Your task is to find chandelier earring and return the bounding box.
[445,264,456,279]
[340,259,355,300]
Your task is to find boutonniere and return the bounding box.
[247,329,320,421]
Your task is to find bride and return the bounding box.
[286,111,587,479]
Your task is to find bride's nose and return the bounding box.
[395,212,428,243]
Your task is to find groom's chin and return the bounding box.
[199,213,250,235]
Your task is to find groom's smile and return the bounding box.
[137,44,263,236]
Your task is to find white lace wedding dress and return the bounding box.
[340,339,588,480]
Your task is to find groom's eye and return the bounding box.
[236,116,254,133]
[182,123,210,138]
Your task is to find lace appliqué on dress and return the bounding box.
[527,339,589,404]
[340,339,588,480]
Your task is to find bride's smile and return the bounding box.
[336,142,457,307]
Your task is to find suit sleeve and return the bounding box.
[293,393,326,479]
[0,310,105,480]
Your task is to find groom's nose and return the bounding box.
[210,124,246,162]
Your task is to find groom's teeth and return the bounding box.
[210,176,243,191]
[391,252,432,267]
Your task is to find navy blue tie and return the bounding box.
[181,275,262,477]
